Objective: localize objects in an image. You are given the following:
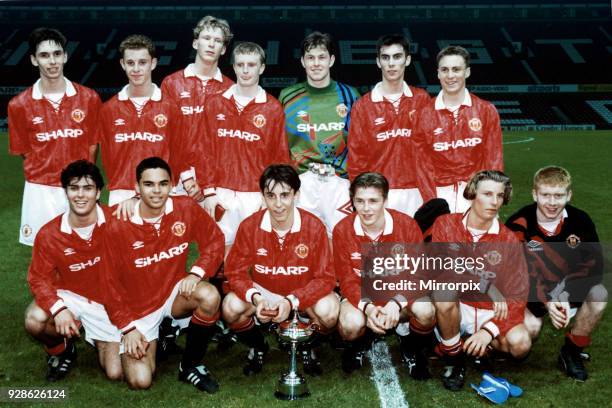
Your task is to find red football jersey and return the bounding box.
[413,91,503,187]
[347,82,435,201]
[431,212,528,336]
[194,85,290,192]
[333,209,424,309]
[102,196,224,331]
[8,78,101,186]
[95,85,183,190]
[28,205,110,315]
[225,207,335,311]
[161,65,233,182]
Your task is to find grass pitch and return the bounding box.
[0,131,610,407]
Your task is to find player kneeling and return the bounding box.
[102,157,225,392]
[222,164,338,377]
[25,160,122,382]
[334,172,436,379]
[432,170,531,391]
[507,166,607,381]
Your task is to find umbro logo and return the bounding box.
[433,128,444,136]
[32,116,44,125]
[132,241,144,250]
[216,114,225,121]
[257,248,268,256]
[64,248,76,256]
[351,252,361,260]
[374,117,385,126]
[180,91,191,99]
[114,118,126,126]
[527,240,543,251]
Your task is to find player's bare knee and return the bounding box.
[507,327,531,359]
[195,283,220,313]
[105,364,123,381]
[586,284,608,311]
[411,300,436,326]
[222,292,248,323]
[313,296,340,329]
[24,306,48,335]
[338,312,365,341]
[126,372,152,390]
[434,301,457,318]
[524,314,543,339]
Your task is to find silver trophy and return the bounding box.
[273,307,315,400]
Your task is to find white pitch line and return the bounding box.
[503,136,535,145]
[368,340,409,408]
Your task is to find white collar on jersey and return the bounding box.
[370,81,413,102]
[184,63,223,82]
[260,206,302,233]
[61,204,106,234]
[130,197,174,225]
[434,89,472,110]
[353,209,394,237]
[222,84,267,103]
[461,209,500,235]
[32,77,76,100]
[117,83,162,101]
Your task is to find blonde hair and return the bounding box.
[231,42,266,65]
[193,15,233,46]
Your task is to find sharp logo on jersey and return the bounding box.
[566,234,581,249]
[374,117,385,126]
[297,122,345,132]
[63,248,76,256]
[132,241,144,250]
[154,114,168,128]
[32,116,44,125]
[181,106,204,115]
[71,108,85,123]
[257,248,268,256]
[295,243,309,259]
[484,250,502,266]
[114,118,126,126]
[114,132,164,143]
[433,137,482,151]
[180,91,191,99]
[527,240,543,251]
[172,221,186,237]
[353,268,361,277]
[433,128,444,136]
[351,252,361,260]
[297,110,308,119]
[336,103,348,118]
[468,118,482,132]
[252,114,266,128]
[135,242,189,268]
[217,129,261,142]
[216,113,225,121]
[69,256,101,272]
[254,264,309,275]
[36,129,84,142]
[376,128,412,141]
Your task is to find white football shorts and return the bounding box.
[437,181,470,214]
[20,181,68,246]
[216,187,263,246]
[387,187,424,217]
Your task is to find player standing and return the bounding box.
[102,157,225,392]
[222,164,338,376]
[507,166,607,381]
[24,160,121,382]
[348,34,434,217]
[161,16,234,199]
[414,46,503,213]
[279,31,359,235]
[9,28,101,245]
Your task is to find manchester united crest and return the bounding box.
[468,118,482,132]
[566,234,581,249]
[253,114,266,128]
[408,109,416,121]
[484,250,502,266]
[336,103,348,118]
[295,243,309,259]
[22,224,32,238]
[154,114,168,128]
[71,109,85,123]
[391,244,405,257]
[172,221,186,237]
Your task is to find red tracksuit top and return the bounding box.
[102,196,224,331]
[414,91,503,187]
[195,85,290,192]
[333,209,424,309]
[96,85,183,190]
[8,78,101,186]
[431,212,528,336]
[28,205,110,315]
[161,65,233,182]
[347,82,435,201]
[225,207,335,311]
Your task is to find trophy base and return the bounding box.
[275,374,310,400]
[274,390,310,401]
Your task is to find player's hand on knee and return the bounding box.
[272,298,292,323]
[364,304,386,335]
[54,309,80,339]
[123,329,148,360]
[546,301,569,329]
[183,178,201,199]
[256,300,275,323]
[380,301,401,329]
[178,274,201,298]
[464,329,492,357]
[487,284,508,320]
[113,197,138,220]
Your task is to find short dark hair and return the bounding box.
[301,31,335,56]
[350,172,390,202]
[61,160,104,190]
[231,41,266,65]
[259,164,300,194]
[29,27,66,56]
[136,157,172,182]
[436,45,471,68]
[119,34,156,59]
[376,34,410,57]
[463,170,512,205]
